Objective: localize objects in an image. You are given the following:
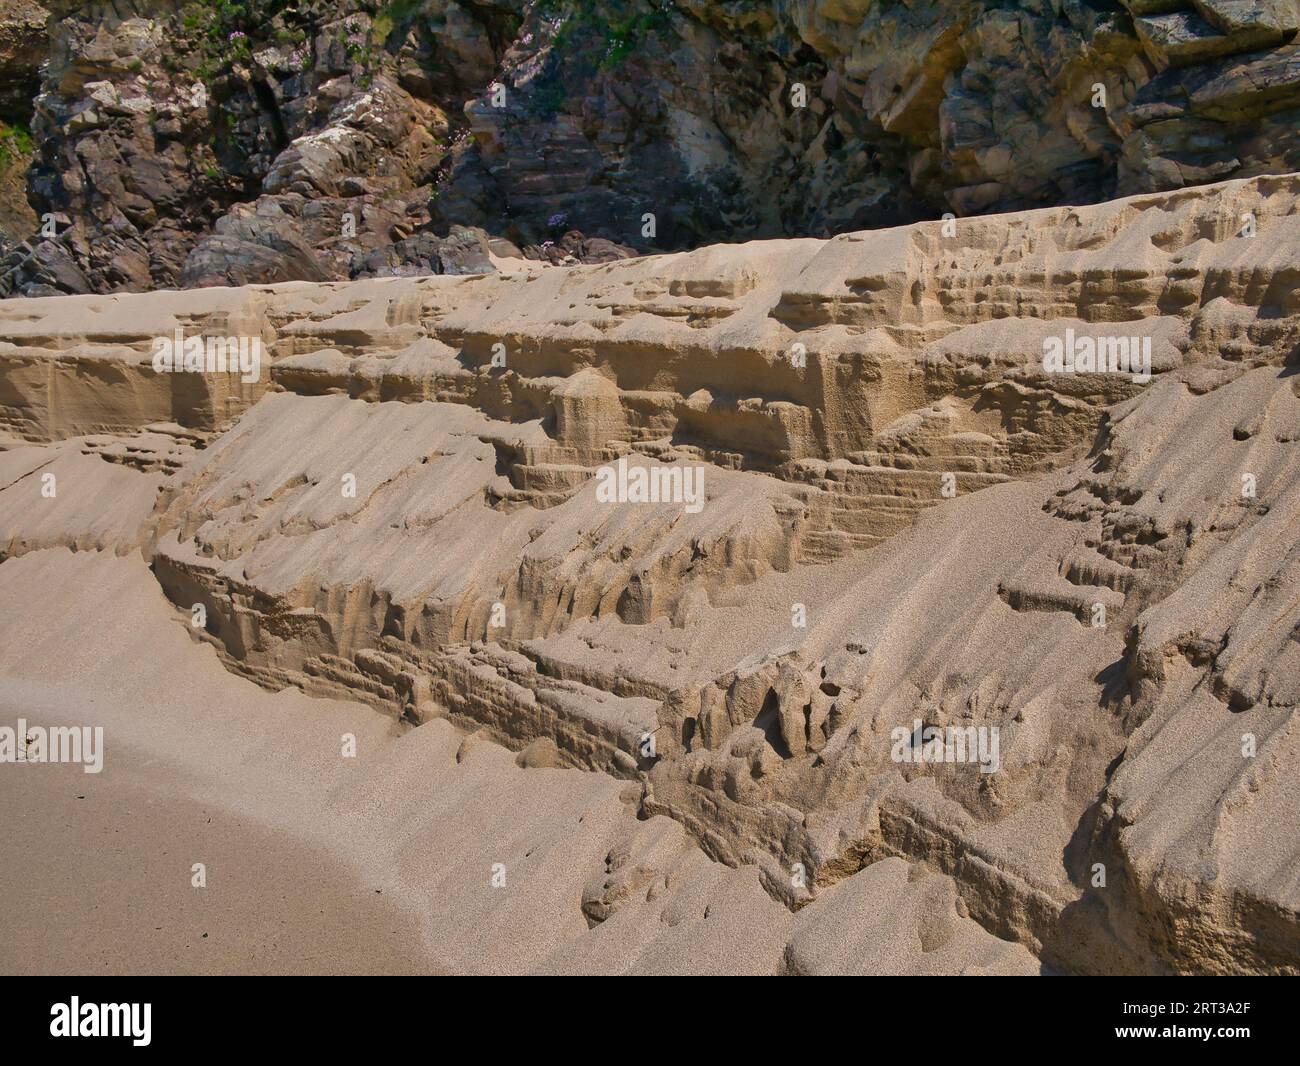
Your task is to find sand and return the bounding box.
[0,171,1297,974]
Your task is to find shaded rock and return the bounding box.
[352,223,495,278]
[1117,42,1300,192]
[181,207,332,288]
[1134,11,1247,69]
[0,0,46,122]
[522,229,637,266]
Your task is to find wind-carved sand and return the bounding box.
[1,173,1298,974]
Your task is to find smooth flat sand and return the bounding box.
[0,754,438,975]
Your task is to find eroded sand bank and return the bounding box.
[0,548,1036,975]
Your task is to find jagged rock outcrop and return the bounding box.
[0,0,537,295]
[0,0,45,123]
[1,172,1296,973]
[3,1,1300,297]
[434,0,1300,246]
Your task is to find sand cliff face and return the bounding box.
[1,172,1298,974]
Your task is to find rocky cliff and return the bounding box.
[2,172,1296,973]
[2,1,1300,297]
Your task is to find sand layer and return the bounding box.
[1,172,1298,974]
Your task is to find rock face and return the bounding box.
[0,0,539,295]
[1,173,1297,974]
[0,1,44,244]
[0,0,45,124]
[2,1,1300,296]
